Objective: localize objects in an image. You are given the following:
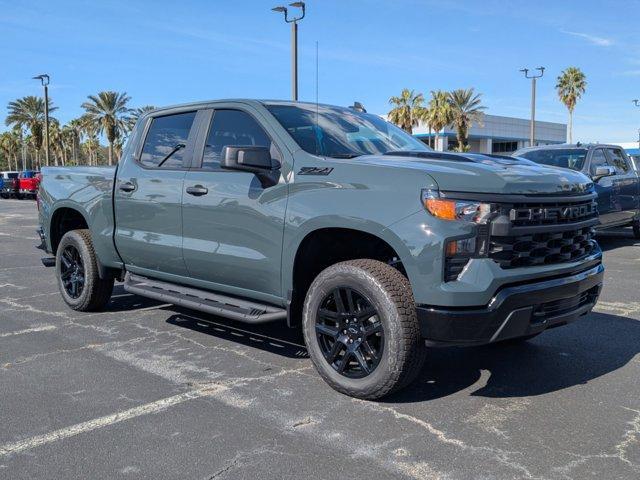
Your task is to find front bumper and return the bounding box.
[417,262,604,346]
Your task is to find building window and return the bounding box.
[492,141,518,153]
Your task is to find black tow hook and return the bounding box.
[41,257,56,267]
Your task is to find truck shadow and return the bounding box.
[165,309,308,360]
[107,286,639,403]
[595,228,640,252]
[386,311,640,403]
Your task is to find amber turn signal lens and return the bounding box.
[424,198,457,220]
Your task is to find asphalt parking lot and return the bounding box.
[1,199,639,480]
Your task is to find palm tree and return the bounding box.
[448,88,485,151]
[66,118,85,164]
[556,67,587,144]
[126,105,156,132]
[81,91,131,165]
[5,95,57,168]
[426,90,453,150]
[78,114,100,166]
[388,89,428,134]
[0,131,20,171]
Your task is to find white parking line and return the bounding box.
[0,385,225,457]
[0,325,56,338]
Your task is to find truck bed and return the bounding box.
[39,166,122,270]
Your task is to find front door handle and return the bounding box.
[119,181,136,192]
[186,185,208,196]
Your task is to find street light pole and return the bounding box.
[634,100,640,150]
[520,67,545,147]
[272,2,306,101]
[33,74,50,168]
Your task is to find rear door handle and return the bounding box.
[186,185,208,196]
[119,181,136,192]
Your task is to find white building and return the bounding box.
[411,114,567,153]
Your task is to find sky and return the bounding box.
[1,0,640,142]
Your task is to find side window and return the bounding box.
[589,149,609,175]
[605,148,630,174]
[201,110,273,170]
[139,112,196,168]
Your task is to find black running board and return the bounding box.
[124,273,287,323]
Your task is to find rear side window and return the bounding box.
[605,148,629,174]
[139,112,196,168]
[201,110,273,170]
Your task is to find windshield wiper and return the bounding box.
[157,143,185,167]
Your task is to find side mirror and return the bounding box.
[593,165,615,181]
[221,146,281,187]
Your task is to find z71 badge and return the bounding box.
[298,167,334,176]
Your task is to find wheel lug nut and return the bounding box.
[349,339,353,344]
[357,337,361,342]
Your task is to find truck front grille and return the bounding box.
[489,226,596,268]
[508,199,598,227]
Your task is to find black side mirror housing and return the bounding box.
[221,146,281,187]
[592,165,615,182]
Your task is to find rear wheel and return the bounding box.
[56,229,114,311]
[303,259,426,399]
[633,220,640,239]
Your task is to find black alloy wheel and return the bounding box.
[315,286,384,378]
[59,244,85,299]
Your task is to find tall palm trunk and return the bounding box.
[108,143,113,166]
[568,110,573,144]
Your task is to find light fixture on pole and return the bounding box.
[520,67,545,147]
[272,2,306,101]
[33,74,50,168]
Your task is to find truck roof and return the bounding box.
[146,99,347,117]
[516,143,624,152]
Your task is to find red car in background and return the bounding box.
[18,170,40,199]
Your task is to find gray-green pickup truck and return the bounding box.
[37,100,604,399]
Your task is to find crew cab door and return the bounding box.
[114,110,199,278]
[181,106,288,302]
[604,147,639,224]
[588,148,621,226]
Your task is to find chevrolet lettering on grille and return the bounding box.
[509,202,597,222]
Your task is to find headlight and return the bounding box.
[421,189,492,223]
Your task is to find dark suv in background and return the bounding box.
[514,144,640,237]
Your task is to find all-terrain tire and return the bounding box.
[302,259,426,399]
[56,229,114,311]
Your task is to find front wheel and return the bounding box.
[56,229,114,311]
[633,220,640,239]
[302,259,426,400]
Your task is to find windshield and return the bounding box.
[266,104,431,158]
[517,148,587,171]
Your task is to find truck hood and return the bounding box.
[355,153,593,195]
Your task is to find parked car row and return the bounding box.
[0,170,41,199]
[513,144,640,238]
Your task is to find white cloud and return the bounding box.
[561,30,614,47]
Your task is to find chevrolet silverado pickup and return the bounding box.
[37,100,604,399]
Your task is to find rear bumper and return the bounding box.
[417,262,604,346]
